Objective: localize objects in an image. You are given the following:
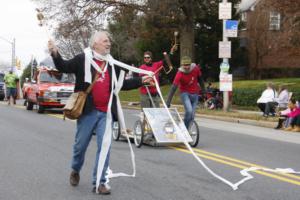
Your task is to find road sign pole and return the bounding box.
[222,6,229,112]
[219,0,231,112]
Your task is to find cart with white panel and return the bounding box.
[112,107,200,148]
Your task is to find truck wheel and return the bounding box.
[37,104,45,114]
[26,99,33,110]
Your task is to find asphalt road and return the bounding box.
[1,101,300,200]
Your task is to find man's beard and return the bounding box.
[103,48,110,55]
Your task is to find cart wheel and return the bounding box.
[133,120,144,148]
[188,120,200,147]
[112,121,121,141]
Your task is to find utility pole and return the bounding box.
[11,38,16,69]
[222,3,229,112]
[0,36,16,71]
[218,0,233,112]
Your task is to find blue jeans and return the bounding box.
[180,92,199,128]
[71,109,110,185]
[6,87,17,98]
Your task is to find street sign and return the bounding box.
[225,20,238,37]
[220,61,230,73]
[143,108,192,143]
[219,2,232,19]
[219,73,232,91]
[219,41,231,58]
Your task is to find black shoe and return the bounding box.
[70,170,80,186]
[98,184,111,195]
[92,184,111,195]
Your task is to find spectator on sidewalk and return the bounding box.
[257,82,278,117]
[275,85,289,109]
[283,99,300,131]
[274,99,298,129]
[4,70,19,105]
[289,112,300,132]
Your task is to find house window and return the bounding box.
[241,12,247,22]
[269,11,280,30]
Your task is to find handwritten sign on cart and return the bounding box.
[143,108,193,143]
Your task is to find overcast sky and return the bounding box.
[0,0,49,70]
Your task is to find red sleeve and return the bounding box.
[138,65,145,77]
[173,71,182,86]
[153,60,163,72]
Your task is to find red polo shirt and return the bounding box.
[91,60,111,112]
[139,60,163,94]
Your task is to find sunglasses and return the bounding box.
[144,56,151,59]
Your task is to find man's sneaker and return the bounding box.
[69,170,80,186]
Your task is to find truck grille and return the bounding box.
[57,92,72,98]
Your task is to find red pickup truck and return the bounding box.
[24,66,75,113]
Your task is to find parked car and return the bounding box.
[0,72,5,100]
[24,66,75,113]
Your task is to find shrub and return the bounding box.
[232,88,261,106]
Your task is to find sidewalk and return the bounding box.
[123,101,277,129]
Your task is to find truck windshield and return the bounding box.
[0,74,4,82]
[39,71,75,83]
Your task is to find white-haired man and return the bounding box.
[48,31,153,195]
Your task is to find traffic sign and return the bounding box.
[220,61,230,73]
[225,20,238,37]
[219,41,231,58]
[219,2,232,19]
[219,73,232,91]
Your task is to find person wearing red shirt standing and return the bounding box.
[139,51,162,108]
[166,56,205,129]
[138,45,177,109]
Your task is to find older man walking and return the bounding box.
[48,31,153,195]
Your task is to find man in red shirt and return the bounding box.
[166,56,205,129]
[138,46,176,109]
[139,51,162,108]
[48,31,153,195]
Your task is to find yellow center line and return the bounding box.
[172,147,300,186]
[172,146,300,181]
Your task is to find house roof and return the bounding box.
[238,0,258,12]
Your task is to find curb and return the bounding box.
[196,113,276,129]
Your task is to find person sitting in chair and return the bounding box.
[257,82,278,117]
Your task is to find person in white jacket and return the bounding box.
[275,85,289,109]
[257,82,278,117]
